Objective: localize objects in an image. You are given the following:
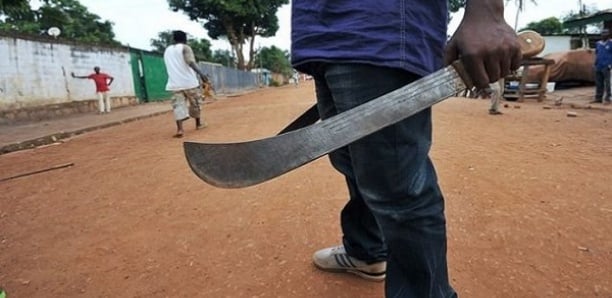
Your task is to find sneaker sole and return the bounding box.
[313,261,386,282]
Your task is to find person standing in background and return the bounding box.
[593,29,612,105]
[488,79,505,115]
[72,67,114,114]
[163,30,210,138]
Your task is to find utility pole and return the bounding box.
[256,44,263,87]
[514,2,521,31]
[578,0,587,48]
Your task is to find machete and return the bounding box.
[184,61,473,188]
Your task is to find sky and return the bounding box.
[69,0,611,52]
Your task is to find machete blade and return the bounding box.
[184,61,472,188]
[185,128,319,188]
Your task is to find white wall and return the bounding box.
[0,36,135,110]
[541,36,572,56]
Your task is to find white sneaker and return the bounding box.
[313,245,386,281]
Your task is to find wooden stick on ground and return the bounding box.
[0,162,75,182]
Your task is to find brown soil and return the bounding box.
[1,81,611,297]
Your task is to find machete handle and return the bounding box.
[451,61,474,90]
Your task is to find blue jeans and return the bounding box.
[308,63,456,298]
[594,67,611,101]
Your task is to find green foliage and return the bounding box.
[150,30,213,61]
[0,0,30,16]
[168,0,289,70]
[448,0,466,13]
[269,79,281,87]
[520,17,563,35]
[150,31,174,54]
[211,49,235,68]
[0,0,120,46]
[189,38,213,62]
[518,4,601,34]
[254,45,291,77]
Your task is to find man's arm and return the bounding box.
[189,61,209,83]
[71,72,89,79]
[107,75,114,86]
[182,45,210,84]
[445,0,522,90]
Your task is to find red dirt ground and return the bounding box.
[1,81,611,297]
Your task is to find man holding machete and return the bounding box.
[291,0,521,297]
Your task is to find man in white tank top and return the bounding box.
[164,30,211,138]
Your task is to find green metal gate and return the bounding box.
[129,49,171,102]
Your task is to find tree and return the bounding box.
[448,0,466,13]
[150,30,213,61]
[211,49,235,68]
[0,0,120,46]
[520,17,563,35]
[0,0,39,31]
[168,0,289,70]
[254,45,291,76]
[150,31,174,54]
[189,38,213,62]
[0,0,29,15]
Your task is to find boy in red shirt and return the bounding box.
[72,66,114,113]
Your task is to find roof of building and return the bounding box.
[563,9,612,28]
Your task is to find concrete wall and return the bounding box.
[0,35,136,111]
[541,36,572,56]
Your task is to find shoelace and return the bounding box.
[330,245,344,253]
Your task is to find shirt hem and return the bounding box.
[293,58,431,78]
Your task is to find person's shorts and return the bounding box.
[171,87,202,121]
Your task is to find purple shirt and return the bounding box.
[291,0,448,77]
[595,40,612,71]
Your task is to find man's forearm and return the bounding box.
[71,72,88,79]
[189,62,209,82]
[465,0,504,19]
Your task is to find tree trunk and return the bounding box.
[235,28,246,70]
[247,22,256,70]
[222,20,247,70]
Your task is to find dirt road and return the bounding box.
[1,81,611,297]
